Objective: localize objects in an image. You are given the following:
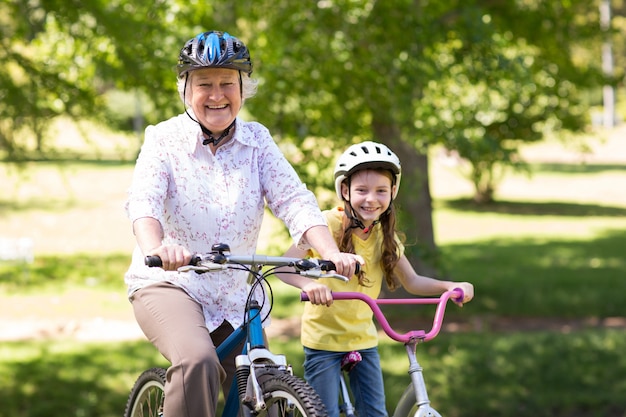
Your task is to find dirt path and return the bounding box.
[4,316,626,342]
[3,308,625,342]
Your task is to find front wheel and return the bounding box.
[392,383,441,417]
[124,367,166,417]
[255,372,328,417]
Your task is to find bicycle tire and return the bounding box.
[254,372,328,417]
[392,383,441,417]
[124,367,166,417]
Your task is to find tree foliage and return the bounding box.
[245,1,608,202]
[412,3,599,202]
[240,0,611,270]
[1,1,175,159]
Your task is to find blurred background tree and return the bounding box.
[1,0,623,275]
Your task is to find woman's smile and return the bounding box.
[189,68,242,134]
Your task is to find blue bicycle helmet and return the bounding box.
[177,31,252,77]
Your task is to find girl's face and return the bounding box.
[188,68,241,134]
[341,169,395,226]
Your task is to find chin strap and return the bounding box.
[362,219,380,234]
[345,206,380,234]
[200,119,236,146]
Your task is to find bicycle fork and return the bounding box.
[405,340,441,417]
[233,299,292,414]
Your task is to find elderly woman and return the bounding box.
[124,30,362,417]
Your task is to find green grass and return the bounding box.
[319,329,626,417]
[1,330,623,417]
[269,225,626,321]
[0,253,130,293]
[0,340,167,417]
[442,230,626,318]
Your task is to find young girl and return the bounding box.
[281,141,474,417]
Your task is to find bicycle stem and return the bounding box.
[405,341,432,411]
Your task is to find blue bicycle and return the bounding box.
[124,243,348,417]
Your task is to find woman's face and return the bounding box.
[341,169,395,226]
[188,68,241,134]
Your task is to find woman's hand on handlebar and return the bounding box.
[327,252,365,279]
[146,244,192,271]
[301,281,334,307]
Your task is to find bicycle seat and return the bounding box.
[341,351,362,372]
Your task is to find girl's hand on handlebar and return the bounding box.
[451,282,474,306]
[327,253,364,279]
[301,281,333,306]
[146,244,192,271]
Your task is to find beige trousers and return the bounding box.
[131,281,243,417]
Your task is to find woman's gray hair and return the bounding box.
[177,71,258,106]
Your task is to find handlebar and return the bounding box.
[300,289,464,343]
[144,243,356,281]
[145,255,200,268]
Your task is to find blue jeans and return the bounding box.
[304,347,388,417]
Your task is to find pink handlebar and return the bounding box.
[300,288,464,343]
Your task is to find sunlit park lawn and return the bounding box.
[1,122,626,416]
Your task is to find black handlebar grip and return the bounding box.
[145,255,162,268]
[318,260,335,271]
[319,260,361,275]
[144,254,203,268]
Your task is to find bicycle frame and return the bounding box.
[218,293,282,417]
[301,289,463,417]
[205,250,350,416]
[129,244,349,417]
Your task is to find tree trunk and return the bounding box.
[372,120,441,298]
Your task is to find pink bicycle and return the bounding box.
[301,289,465,417]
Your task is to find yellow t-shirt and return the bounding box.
[301,207,404,351]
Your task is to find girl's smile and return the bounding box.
[342,169,395,229]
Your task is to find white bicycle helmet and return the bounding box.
[334,141,402,201]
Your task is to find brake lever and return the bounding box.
[178,263,226,273]
[300,270,349,282]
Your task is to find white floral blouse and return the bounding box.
[124,113,326,331]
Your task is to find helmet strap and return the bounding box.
[345,205,380,234]
[201,119,236,146]
[238,71,243,99]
